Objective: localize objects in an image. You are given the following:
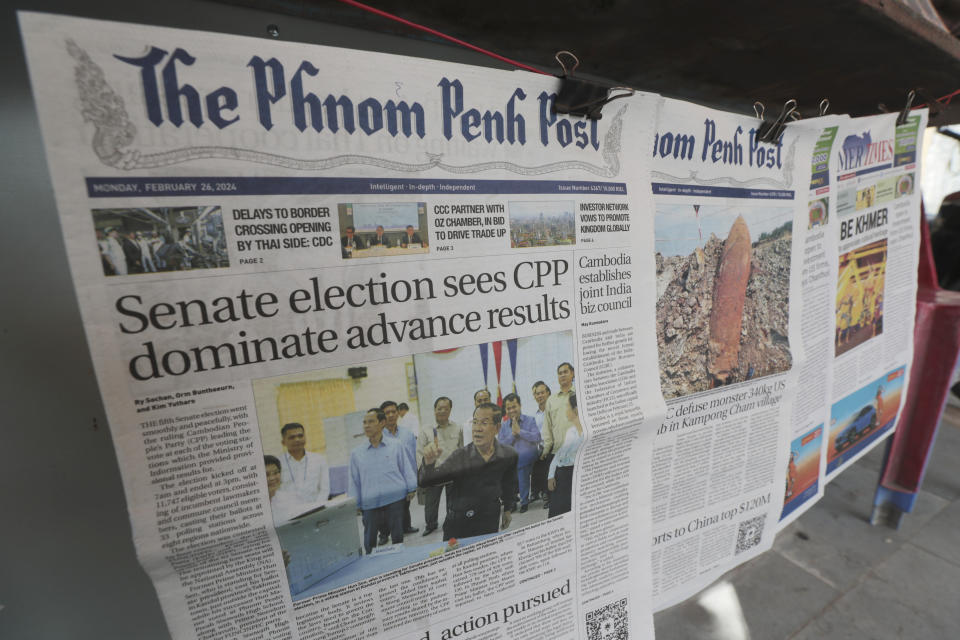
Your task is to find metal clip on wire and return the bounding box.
[896,90,916,126]
[756,99,798,144]
[552,51,634,120]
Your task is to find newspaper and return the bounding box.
[19,11,663,640]
[778,115,848,526]
[823,111,927,481]
[776,110,928,524]
[647,97,816,609]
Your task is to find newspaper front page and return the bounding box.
[19,12,663,640]
[648,98,816,609]
[824,111,927,481]
[778,116,847,527]
[776,110,927,524]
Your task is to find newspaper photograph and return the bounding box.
[252,332,578,599]
[19,11,663,640]
[825,111,926,479]
[647,97,815,609]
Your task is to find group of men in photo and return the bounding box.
[262,362,580,556]
[351,362,580,553]
[341,224,425,257]
[97,225,225,275]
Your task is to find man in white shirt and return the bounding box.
[540,363,576,509]
[136,231,157,272]
[416,396,462,536]
[530,380,552,505]
[532,381,550,431]
[541,364,575,457]
[264,454,312,526]
[279,422,330,506]
[398,402,420,432]
[103,227,127,275]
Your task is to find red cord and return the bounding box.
[336,0,960,111]
[335,0,551,76]
[916,88,960,111]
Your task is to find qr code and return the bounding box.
[585,598,627,640]
[735,514,767,555]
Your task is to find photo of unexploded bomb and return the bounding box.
[655,203,793,399]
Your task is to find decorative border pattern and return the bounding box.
[68,39,625,177]
[650,95,799,190]
[651,139,799,190]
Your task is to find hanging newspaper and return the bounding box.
[778,115,847,527]
[648,98,816,609]
[19,12,664,640]
[824,111,927,480]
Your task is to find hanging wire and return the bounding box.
[915,87,960,110]
[337,0,960,118]
[335,0,551,76]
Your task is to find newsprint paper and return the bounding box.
[777,110,927,525]
[823,112,927,482]
[19,12,664,640]
[648,98,816,610]
[778,115,848,528]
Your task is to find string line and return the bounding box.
[336,1,960,117]
[335,0,551,76]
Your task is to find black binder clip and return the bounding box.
[896,90,917,126]
[818,98,830,116]
[755,99,798,143]
[552,51,634,120]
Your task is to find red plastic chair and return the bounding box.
[872,203,960,526]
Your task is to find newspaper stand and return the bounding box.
[872,205,960,526]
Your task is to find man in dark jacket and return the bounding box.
[341,225,364,258]
[419,402,518,540]
[400,225,424,247]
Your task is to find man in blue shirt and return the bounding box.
[349,407,418,554]
[380,400,420,539]
[497,393,542,512]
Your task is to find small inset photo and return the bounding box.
[808,198,828,229]
[895,172,915,198]
[827,366,905,474]
[93,206,228,275]
[781,424,822,520]
[337,202,428,259]
[855,184,877,210]
[508,200,575,248]
[835,239,886,357]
